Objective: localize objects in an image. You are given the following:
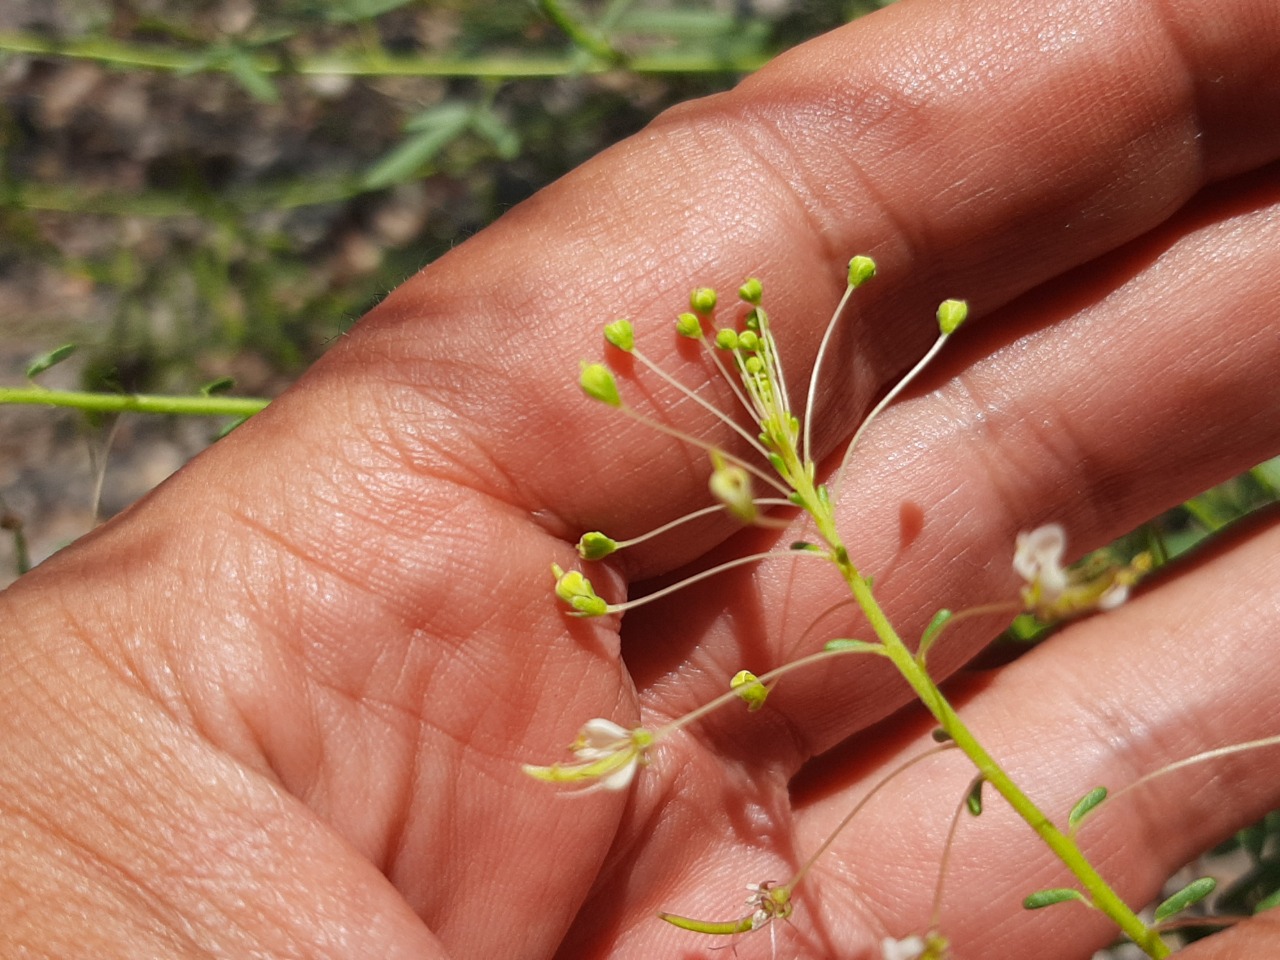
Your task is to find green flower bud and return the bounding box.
[937,298,968,335]
[552,563,609,617]
[737,277,763,304]
[708,450,756,523]
[690,287,718,314]
[580,362,621,407]
[714,329,739,350]
[603,318,635,352]
[847,255,877,287]
[737,330,760,352]
[577,531,618,560]
[675,312,703,338]
[730,669,769,711]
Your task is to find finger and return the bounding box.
[345,0,1280,575]
[1175,910,1280,959]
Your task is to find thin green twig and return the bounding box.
[0,31,768,79]
[537,0,626,64]
[0,386,268,418]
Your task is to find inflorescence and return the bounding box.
[524,256,1168,958]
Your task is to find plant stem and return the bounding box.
[837,562,1171,958]
[0,31,768,79]
[0,386,268,418]
[537,0,625,64]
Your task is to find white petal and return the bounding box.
[578,718,629,748]
[597,758,639,791]
[1098,582,1130,610]
[1014,523,1069,595]
[881,935,926,960]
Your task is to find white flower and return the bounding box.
[1013,523,1070,602]
[1013,523,1150,621]
[881,935,926,960]
[523,718,654,792]
[743,880,792,928]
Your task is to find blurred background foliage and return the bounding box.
[0,0,889,391]
[0,0,889,572]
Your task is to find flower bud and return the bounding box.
[577,531,618,560]
[690,287,718,314]
[552,563,609,617]
[730,669,769,711]
[847,255,876,287]
[709,450,757,523]
[603,318,635,352]
[937,298,968,335]
[579,362,621,407]
[675,312,703,338]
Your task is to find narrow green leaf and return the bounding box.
[216,415,251,439]
[469,105,521,161]
[26,343,77,379]
[363,115,471,190]
[1023,888,1087,910]
[325,0,417,23]
[1068,787,1108,830]
[225,48,280,103]
[200,377,236,397]
[403,102,475,133]
[1154,877,1216,923]
[1255,886,1280,914]
[918,608,952,661]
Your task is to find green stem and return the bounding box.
[537,0,625,64]
[837,558,1170,958]
[0,31,767,79]
[0,386,268,418]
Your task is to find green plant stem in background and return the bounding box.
[537,0,626,64]
[0,31,769,79]
[0,386,268,418]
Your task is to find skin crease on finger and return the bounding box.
[0,1,1278,959]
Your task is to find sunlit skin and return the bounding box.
[2,0,1280,958]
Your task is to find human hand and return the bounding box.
[2,0,1279,958]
